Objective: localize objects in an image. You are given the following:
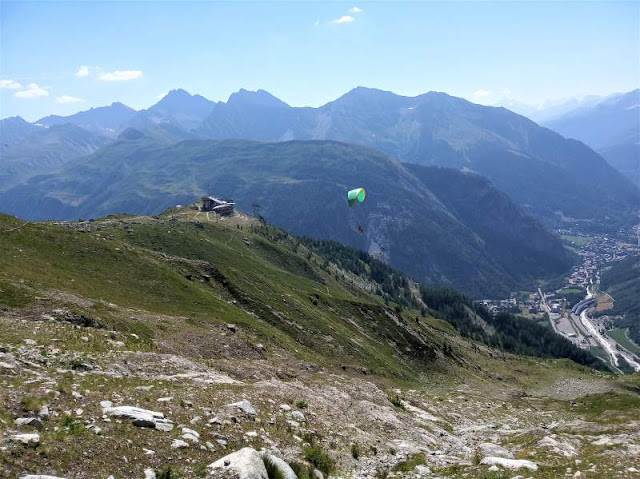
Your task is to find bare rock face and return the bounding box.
[208,447,268,479]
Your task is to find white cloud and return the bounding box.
[157,91,168,99]
[349,6,363,13]
[99,70,142,82]
[14,83,49,99]
[76,66,89,78]
[56,95,85,104]
[330,15,356,24]
[0,79,22,90]
[473,89,491,99]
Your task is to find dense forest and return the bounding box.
[600,255,640,344]
[253,223,607,371]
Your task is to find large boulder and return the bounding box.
[263,453,297,479]
[101,404,173,431]
[227,399,257,416]
[208,447,268,479]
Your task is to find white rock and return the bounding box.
[479,442,514,459]
[15,417,43,429]
[279,404,292,411]
[488,465,499,472]
[313,470,324,479]
[537,435,577,457]
[182,426,200,438]
[183,433,199,443]
[209,447,268,478]
[38,405,50,419]
[71,391,83,399]
[171,439,189,449]
[245,431,258,437]
[228,399,257,415]
[263,453,297,479]
[414,465,431,476]
[480,457,538,471]
[157,397,173,403]
[20,476,67,479]
[143,448,155,455]
[24,339,37,345]
[102,405,173,431]
[100,400,113,409]
[11,433,40,444]
[144,468,156,479]
[291,411,305,422]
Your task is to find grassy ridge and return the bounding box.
[0,212,437,379]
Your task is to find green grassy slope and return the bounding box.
[0,211,438,380]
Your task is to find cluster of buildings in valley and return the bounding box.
[479,225,639,321]
[478,224,640,372]
[561,226,639,290]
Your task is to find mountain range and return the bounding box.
[545,89,639,186]
[2,87,638,231]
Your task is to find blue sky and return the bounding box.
[1,1,638,121]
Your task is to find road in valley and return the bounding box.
[577,285,640,372]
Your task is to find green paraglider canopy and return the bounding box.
[347,187,366,206]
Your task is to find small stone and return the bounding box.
[171,439,189,449]
[279,404,292,411]
[291,411,305,422]
[144,468,156,479]
[38,405,50,419]
[157,397,173,403]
